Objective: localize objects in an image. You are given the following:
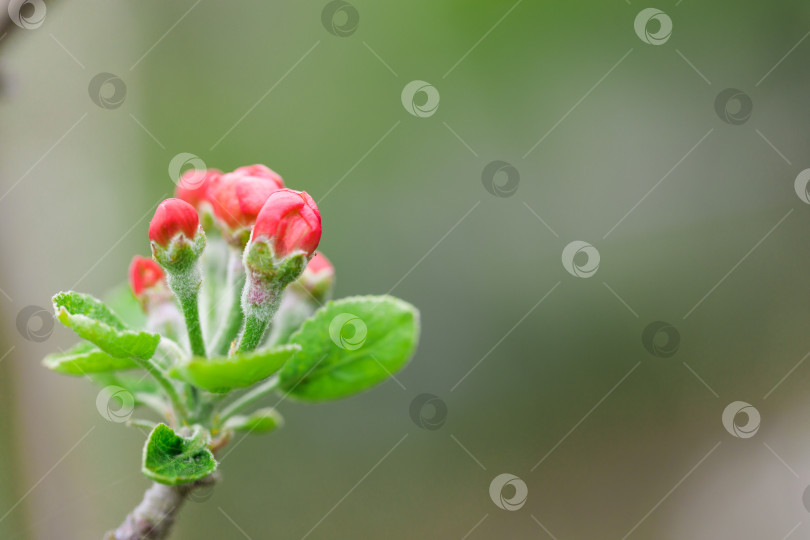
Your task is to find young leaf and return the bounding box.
[168,345,300,393]
[43,342,138,375]
[279,295,419,401]
[52,291,160,360]
[142,424,217,485]
[223,408,283,434]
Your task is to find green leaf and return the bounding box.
[279,295,419,401]
[43,342,139,375]
[223,408,283,434]
[142,424,217,485]
[53,291,160,360]
[168,345,300,393]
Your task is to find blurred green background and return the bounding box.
[3,0,810,538]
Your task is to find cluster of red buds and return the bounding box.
[48,165,421,440]
[130,164,331,356]
[47,160,418,539]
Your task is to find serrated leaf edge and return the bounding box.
[52,292,161,360]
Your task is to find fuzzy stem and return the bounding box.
[126,418,158,431]
[163,261,206,359]
[177,290,206,358]
[212,251,246,356]
[133,393,172,422]
[164,265,206,416]
[218,376,279,423]
[103,478,215,540]
[130,357,188,421]
[235,314,269,354]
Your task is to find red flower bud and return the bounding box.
[175,168,221,209]
[129,255,164,296]
[148,198,200,248]
[207,167,284,231]
[232,164,283,185]
[305,252,333,276]
[296,252,334,301]
[252,189,321,257]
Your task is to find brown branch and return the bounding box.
[104,476,217,540]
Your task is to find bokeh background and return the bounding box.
[2,0,810,538]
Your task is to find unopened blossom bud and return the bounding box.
[148,199,207,357]
[148,199,200,249]
[232,164,283,185]
[149,198,206,278]
[129,256,164,296]
[206,166,284,245]
[304,252,333,278]
[128,256,182,339]
[175,168,221,209]
[251,189,321,258]
[203,165,284,354]
[295,252,334,302]
[237,190,321,353]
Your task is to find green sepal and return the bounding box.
[142,424,217,485]
[168,344,300,393]
[151,231,206,273]
[52,291,160,360]
[244,240,308,288]
[43,342,138,375]
[276,252,308,285]
[279,295,419,401]
[223,408,283,434]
